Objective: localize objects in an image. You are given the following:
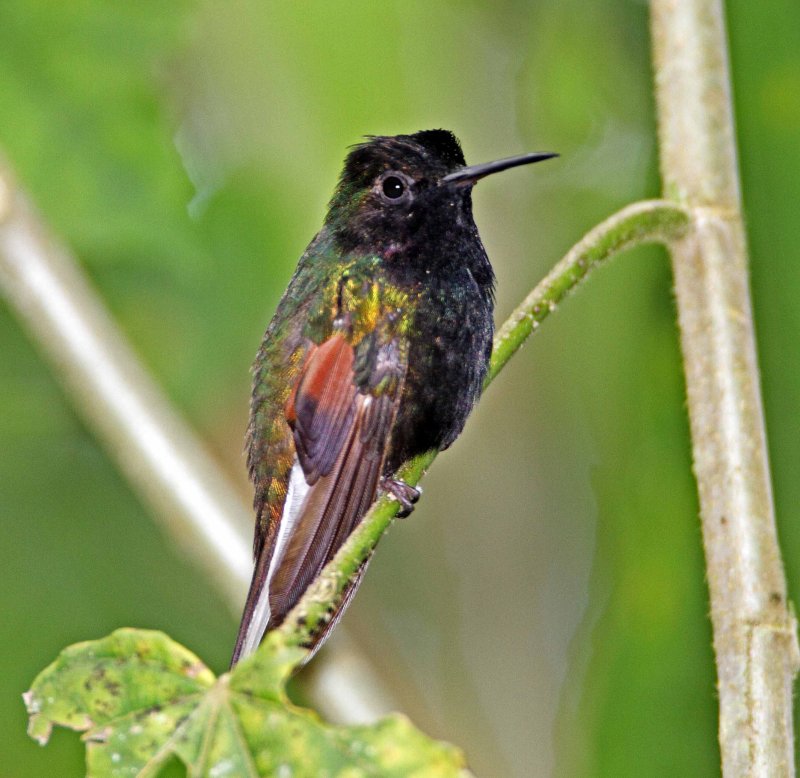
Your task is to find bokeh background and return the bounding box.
[1,1,798,775]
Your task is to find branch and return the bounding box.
[278,199,690,645]
[650,2,799,775]
[0,157,396,725]
[487,199,689,386]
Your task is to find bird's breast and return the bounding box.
[384,273,493,472]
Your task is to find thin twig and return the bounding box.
[278,199,691,645]
[0,158,396,725]
[650,2,799,775]
[487,199,690,386]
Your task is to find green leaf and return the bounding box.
[24,628,468,777]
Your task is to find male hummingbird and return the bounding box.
[231,130,556,666]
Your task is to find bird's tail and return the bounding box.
[230,544,373,669]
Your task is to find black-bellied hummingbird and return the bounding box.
[231,130,556,666]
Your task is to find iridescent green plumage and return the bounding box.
[247,243,415,549]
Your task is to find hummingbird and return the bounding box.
[231,130,556,666]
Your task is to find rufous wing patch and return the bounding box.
[286,335,357,485]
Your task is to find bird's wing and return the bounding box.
[232,304,407,665]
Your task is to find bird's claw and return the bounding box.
[380,477,421,518]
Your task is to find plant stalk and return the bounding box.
[650,1,799,774]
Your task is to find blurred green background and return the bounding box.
[1,1,798,775]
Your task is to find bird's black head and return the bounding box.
[325,129,556,258]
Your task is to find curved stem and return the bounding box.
[487,199,689,386]
[651,2,799,775]
[279,199,690,644]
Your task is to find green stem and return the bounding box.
[278,198,690,646]
[487,199,689,386]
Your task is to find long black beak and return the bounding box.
[442,151,558,186]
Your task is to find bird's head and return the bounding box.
[325,129,556,257]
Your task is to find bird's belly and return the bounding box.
[384,297,492,472]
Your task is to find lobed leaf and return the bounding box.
[25,628,467,777]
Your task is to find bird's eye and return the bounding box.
[381,176,406,200]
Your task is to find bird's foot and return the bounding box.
[380,477,421,518]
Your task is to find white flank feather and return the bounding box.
[237,458,310,660]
